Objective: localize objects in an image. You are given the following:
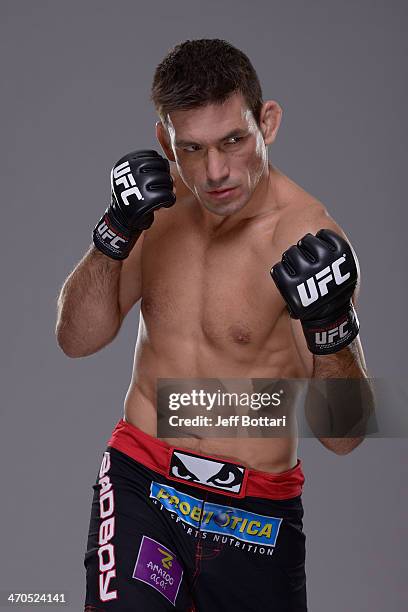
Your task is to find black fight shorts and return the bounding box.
[84,419,307,611]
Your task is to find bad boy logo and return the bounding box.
[169,450,245,495]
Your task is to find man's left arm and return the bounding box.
[271,220,373,454]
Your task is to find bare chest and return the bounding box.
[141,224,284,347]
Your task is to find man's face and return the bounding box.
[165,93,268,216]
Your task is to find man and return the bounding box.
[56,39,368,611]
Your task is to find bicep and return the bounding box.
[118,234,144,320]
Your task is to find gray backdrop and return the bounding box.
[1,0,407,610]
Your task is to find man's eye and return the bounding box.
[225,137,243,145]
[184,145,201,152]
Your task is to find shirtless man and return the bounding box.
[56,39,368,612]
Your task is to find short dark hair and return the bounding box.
[151,39,263,127]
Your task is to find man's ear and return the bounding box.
[156,121,175,162]
[259,100,283,146]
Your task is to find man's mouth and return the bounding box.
[205,186,239,199]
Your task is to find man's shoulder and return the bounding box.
[272,174,348,252]
[276,200,336,244]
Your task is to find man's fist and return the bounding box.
[270,229,360,355]
[93,150,176,260]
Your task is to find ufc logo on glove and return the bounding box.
[111,161,145,206]
[297,256,350,307]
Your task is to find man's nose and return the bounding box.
[205,148,229,186]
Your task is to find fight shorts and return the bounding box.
[84,419,307,611]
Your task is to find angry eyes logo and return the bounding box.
[169,450,245,494]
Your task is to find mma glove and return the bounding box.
[270,229,359,355]
[93,150,176,260]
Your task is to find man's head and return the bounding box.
[151,39,282,216]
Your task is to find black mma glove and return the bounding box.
[270,229,359,355]
[93,150,176,260]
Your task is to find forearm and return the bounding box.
[56,245,122,357]
[313,340,367,379]
[311,340,372,453]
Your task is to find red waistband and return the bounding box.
[107,418,304,500]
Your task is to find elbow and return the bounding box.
[319,436,365,455]
[330,446,356,456]
[55,331,87,358]
[55,324,91,358]
[58,345,87,359]
[55,325,119,358]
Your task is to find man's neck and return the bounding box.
[195,164,279,235]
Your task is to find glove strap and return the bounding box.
[301,304,360,355]
[92,210,141,260]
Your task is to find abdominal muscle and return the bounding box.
[123,317,308,474]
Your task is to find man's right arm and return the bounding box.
[55,239,143,358]
[55,150,175,358]
[56,246,122,358]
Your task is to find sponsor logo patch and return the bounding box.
[150,482,282,547]
[169,449,246,495]
[132,536,183,605]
